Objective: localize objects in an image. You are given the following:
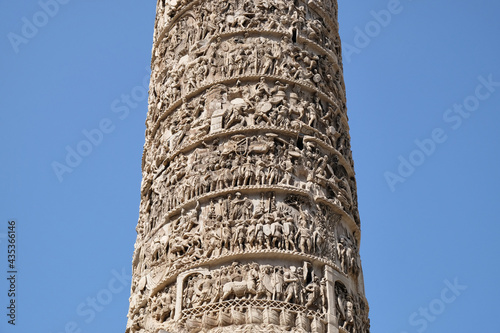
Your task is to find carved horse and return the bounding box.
[221,279,257,300]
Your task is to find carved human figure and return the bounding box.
[320,277,328,313]
[338,237,347,272]
[241,196,254,220]
[243,158,255,185]
[234,222,247,251]
[255,160,266,185]
[283,217,297,251]
[342,296,355,332]
[183,279,195,309]
[305,276,321,309]
[261,46,277,75]
[230,192,245,220]
[273,267,285,301]
[345,240,354,273]
[210,271,222,303]
[196,274,214,306]
[246,218,257,250]
[256,265,273,300]
[204,226,221,258]
[159,289,175,322]
[222,194,231,221]
[284,268,299,303]
[266,163,279,185]
[313,221,326,256]
[246,263,260,294]
[263,215,273,249]
[130,307,146,333]
[270,214,283,249]
[220,219,232,253]
[255,216,265,250]
[255,77,271,100]
[296,222,312,254]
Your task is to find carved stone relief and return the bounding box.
[153,261,328,333]
[127,0,369,332]
[335,282,370,333]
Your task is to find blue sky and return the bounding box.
[1,0,499,332]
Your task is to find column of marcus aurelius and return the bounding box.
[126,0,370,332]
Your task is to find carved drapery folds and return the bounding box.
[127,0,369,332]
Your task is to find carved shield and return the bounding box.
[257,101,272,113]
[283,223,292,235]
[262,273,273,292]
[263,224,272,236]
[231,98,246,105]
[138,276,147,291]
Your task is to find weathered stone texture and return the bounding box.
[126,1,369,332]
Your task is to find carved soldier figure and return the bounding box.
[234,222,247,251]
[184,279,195,309]
[338,237,347,273]
[307,102,318,128]
[257,265,273,300]
[253,96,272,125]
[276,100,290,127]
[204,226,221,258]
[130,307,146,333]
[255,160,267,185]
[210,270,222,303]
[261,46,277,75]
[255,77,271,100]
[222,195,231,221]
[263,215,273,249]
[296,267,305,304]
[230,192,245,220]
[255,216,266,250]
[273,267,285,301]
[243,157,255,185]
[160,289,175,321]
[284,268,299,303]
[241,195,254,220]
[268,192,277,213]
[247,263,260,295]
[320,277,328,313]
[246,218,257,249]
[270,213,284,249]
[267,163,279,185]
[230,159,241,187]
[305,276,321,309]
[342,296,355,332]
[196,274,214,305]
[296,222,312,254]
[283,217,297,251]
[345,239,354,274]
[220,219,232,253]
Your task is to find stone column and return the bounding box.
[126,0,370,332]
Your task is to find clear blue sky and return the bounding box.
[1,0,499,332]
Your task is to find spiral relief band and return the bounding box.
[126,1,370,332]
